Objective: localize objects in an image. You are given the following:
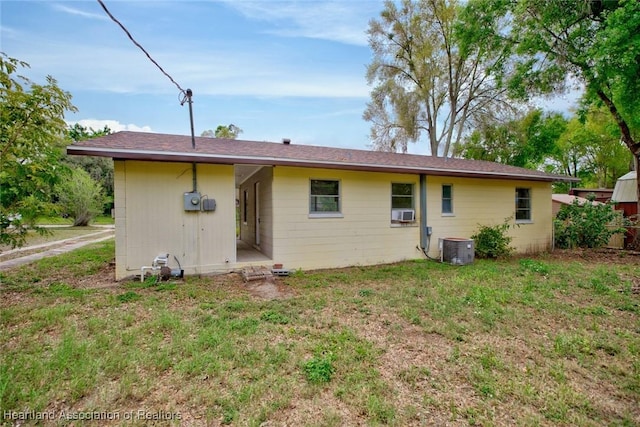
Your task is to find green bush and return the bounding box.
[471,217,515,259]
[554,197,623,249]
[55,167,106,226]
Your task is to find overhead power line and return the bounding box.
[96,0,196,149]
[96,0,185,94]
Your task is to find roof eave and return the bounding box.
[67,145,577,183]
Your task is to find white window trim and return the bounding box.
[515,219,534,224]
[390,182,416,223]
[515,187,533,223]
[309,213,344,219]
[309,178,341,215]
[442,183,454,216]
[390,222,419,228]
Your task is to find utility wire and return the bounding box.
[97,0,196,148]
[96,0,185,94]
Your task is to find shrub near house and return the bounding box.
[554,197,623,249]
[471,217,516,259]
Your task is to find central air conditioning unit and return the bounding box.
[392,209,415,222]
[440,238,474,265]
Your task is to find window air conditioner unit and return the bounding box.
[440,238,474,265]
[392,209,415,222]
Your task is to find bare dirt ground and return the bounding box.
[52,265,297,301]
[7,246,640,296]
[539,248,640,293]
[541,247,640,265]
[243,276,296,300]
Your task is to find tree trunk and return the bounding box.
[73,214,91,227]
[597,90,640,215]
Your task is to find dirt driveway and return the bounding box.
[0,226,114,271]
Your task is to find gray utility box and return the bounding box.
[184,191,201,211]
[202,198,216,212]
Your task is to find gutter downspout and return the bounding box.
[418,174,438,260]
[419,174,428,252]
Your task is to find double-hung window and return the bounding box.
[391,183,415,222]
[310,179,340,214]
[515,188,531,221]
[442,184,453,215]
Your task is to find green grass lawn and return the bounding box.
[0,216,113,255]
[35,215,115,226]
[0,227,112,257]
[1,241,639,426]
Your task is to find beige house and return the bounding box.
[68,132,575,280]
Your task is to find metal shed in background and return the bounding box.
[612,171,637,217]
[611,171,638,248]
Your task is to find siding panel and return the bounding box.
[271,168,552,270]
[272,167,420,269]
[115,162,553,278]
[426,177,552,256]
[115,161,235,278]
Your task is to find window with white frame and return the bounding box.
[442,184,453,214]
[391,183,415,222]
[515,188,531,221]
[310,179,340,213]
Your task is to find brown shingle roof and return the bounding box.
[67,131,576,182]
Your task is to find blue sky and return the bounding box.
[1,1,578,154]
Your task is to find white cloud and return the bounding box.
[0,26,21,39]
[14,40,370,98]
[194,74,370,98]
[220,0,380,46]
[52,4,109,21]
[5,1,375,99]
[70,119,153,133]
[302,107,365,120]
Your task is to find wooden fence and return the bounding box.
[606,211,639,249]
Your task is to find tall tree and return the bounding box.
[551,105,631,188]
[201,124,243,139]
[495,0,640,200]
[55,168,106,227]
[65,124,114,205]
[0,53,76,248]
[455,109,567,169]
[67,123,110,141]
[364,0,514,155]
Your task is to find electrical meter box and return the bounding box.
[183,191,201,211]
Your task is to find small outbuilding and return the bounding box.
[568,188,613,203]
[551,194,603,217]
[611,171,638,247]
[612,171,637,217]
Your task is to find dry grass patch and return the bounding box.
[0,226,111,261]
[1,243,639,426]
